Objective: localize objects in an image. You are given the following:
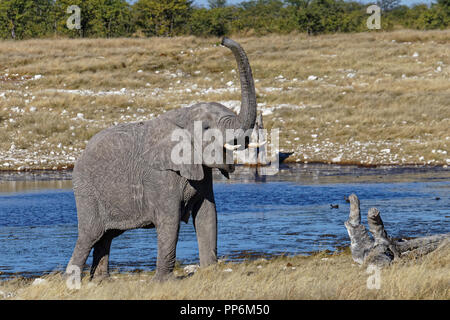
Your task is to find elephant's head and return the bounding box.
[149,38,258,181]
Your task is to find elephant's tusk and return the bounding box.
[248,141,267,148]
[224,143,241,151]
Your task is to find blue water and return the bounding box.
[0,167,449,278]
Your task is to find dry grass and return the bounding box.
[0,30,449,170]
[1,244,448,300]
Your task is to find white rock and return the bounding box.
[436,66,442,72]
[412,52,419,57]
[29,106,37,112]
[0,290,14,298]
[33,75,43,80]
[307,75,318,81]
[76,113,84,119]
[226,81,234,87]
[32,278,47,286]
[137,70,143,73]
[223,268,233,272]
[184,264,199,274]
[381,149,390,153]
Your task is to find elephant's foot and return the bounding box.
[90,254,111,282]
[152,271,177,283]
[64,264,83,286]
[90,271,110,283]
[199,256,217,268]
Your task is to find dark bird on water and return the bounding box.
[330,204,339,209]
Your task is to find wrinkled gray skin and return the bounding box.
[66,38,257,282]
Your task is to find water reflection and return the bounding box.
[0,180,72,193]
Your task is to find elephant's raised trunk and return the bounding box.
[221,37,257,133]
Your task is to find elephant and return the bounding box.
[65,37,258,282]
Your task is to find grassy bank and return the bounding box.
[0,244,449,300]
[0,30,449,170]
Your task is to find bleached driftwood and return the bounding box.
[344,194,449,267]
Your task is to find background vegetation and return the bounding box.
[0,31,449,170]
[0,0,448,39]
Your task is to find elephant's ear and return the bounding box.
[144,120,204,181]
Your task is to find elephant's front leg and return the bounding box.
[154,217,180,282]
[193,198,218,267]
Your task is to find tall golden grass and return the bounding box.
[0,30,449,169]
[1,244,448,300]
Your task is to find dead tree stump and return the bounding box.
[344,194,449,267]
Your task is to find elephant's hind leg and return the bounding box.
[90,230,123,280]
[66,194,103,280]
[66,233,101,279]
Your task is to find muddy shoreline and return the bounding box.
[0,163,448,179]
[0,160,449,174]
